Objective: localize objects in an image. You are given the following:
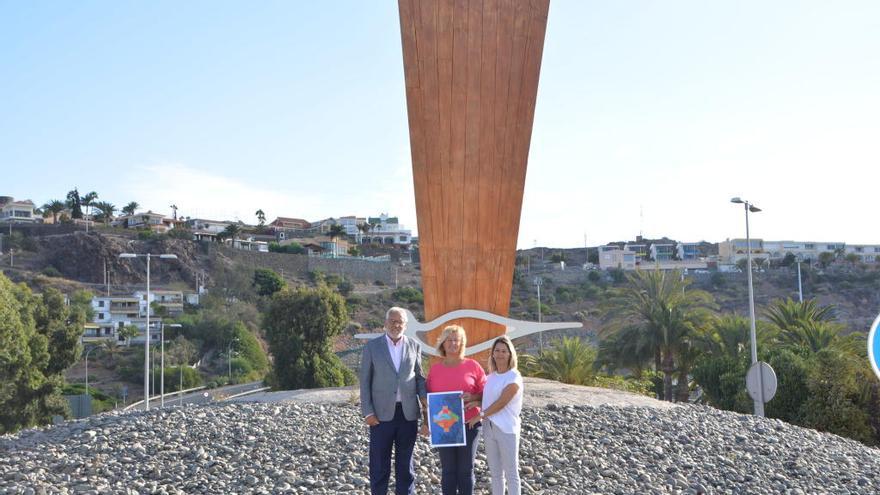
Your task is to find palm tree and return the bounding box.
[523,337,598,385]
[102,339,124,368]
[764,298,835,332]
[219,223,242,242]
[765,298,861,355]
[595,324,655,378]
[81,191,98,220]
[357,222,372,243]
[255,209,266,226]
[600,270,715,401]
[92,201,116,224]
[328,224,346,257]
[121,201,139,216]
[41,200,66,223]
[691,315,774,361]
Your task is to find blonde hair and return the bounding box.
[488,335,518,372]
[436,325,467,358]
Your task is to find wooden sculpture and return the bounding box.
[398,0,550,356]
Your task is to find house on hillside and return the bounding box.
[362,213,412,247]
[112,211,175,233]
[186,218,232,241]
[0,196,39,223]
[269,216,318,240]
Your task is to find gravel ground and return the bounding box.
[2,399,879,494]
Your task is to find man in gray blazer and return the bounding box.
[360,307,427,495]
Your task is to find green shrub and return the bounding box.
[337,280,354,297]
[41,266,62,277]
[392,287,424,304]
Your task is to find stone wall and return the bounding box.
[218,246,396,284]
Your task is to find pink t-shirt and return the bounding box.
[427,359,487,422]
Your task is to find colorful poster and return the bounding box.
[427,391,466,448]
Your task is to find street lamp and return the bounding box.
[227,337,240,382]
[160,323,182,407]
[730,197,764,416]
[118,252,178,411]
[84,345,99,397]
[534,276,543,352]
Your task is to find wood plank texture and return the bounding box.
[399,0,549,361]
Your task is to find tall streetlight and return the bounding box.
[730,197,764,416]
[227,336,240,382]
[534,276,543,352]
[160,322,182,407]
[118,252,178,411]
[84,345,99,397]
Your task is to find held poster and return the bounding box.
[427,391,466,447]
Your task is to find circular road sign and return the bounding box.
[746,361,777,403]
[868,313,880,381]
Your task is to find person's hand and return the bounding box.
[365,415,380,427]
[461,392,478,403]
[466,415,481,428]
[419,423,429,437]
[464,400,480,410]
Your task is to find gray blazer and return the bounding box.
[359,335,427,422]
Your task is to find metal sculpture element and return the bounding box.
[355,309,581,357]
[398,0,552,354]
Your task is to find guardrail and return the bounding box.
[221,386,271,401]
[122,385,207,411]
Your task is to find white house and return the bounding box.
[0,196,38,223]
[362,213,412,246]
[113,211,175,233]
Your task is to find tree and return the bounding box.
[81,191,98,220]
[328,224,346,257]
[121,202,139,216]
[101,340,124,369]
[263,285,354,389]
[119,325,140,346]
[0,274,83,433]
[255,209,266,227]
[600,270,715,401]
[525,337,597,385]
[92,201,116,224]
[219,223,242,242]
[65,188,83,219]
[845,253,860,267]
[818,251,835,268]
[41,200,65,223]
[253,268,285,297]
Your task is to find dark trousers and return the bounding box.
[438,422,481,495]
[369,403,418,495]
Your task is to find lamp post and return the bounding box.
[730,197,764,416]
[84,345,99,397]
[160,323,182,407]
[534,276,543,352]
[227,337,240,382]
[118,252,178,411]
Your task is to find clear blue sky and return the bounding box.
[2,1,878,247]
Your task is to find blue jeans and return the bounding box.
[369,403,418,495]
[438,422,482,495]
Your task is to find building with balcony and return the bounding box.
[0,196,38,223]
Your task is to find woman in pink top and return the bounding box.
[424,325,487,495]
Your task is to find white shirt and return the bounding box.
[481,369,524,434]
[386,333,405,402]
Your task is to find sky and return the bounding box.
[2,1,879,248]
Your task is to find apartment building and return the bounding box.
[0,196,38,223]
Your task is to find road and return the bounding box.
[129,381,266,410]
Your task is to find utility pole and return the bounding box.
[797,261,803,302]
[534,276,543,352]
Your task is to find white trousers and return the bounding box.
[483,420,521,495]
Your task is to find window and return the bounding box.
[805,244,814,249]
[98,300,105,307]
[98,313,105,319]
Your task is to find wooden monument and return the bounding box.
[398,0,550,354]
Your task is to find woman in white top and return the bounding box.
[466,335,523,495]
